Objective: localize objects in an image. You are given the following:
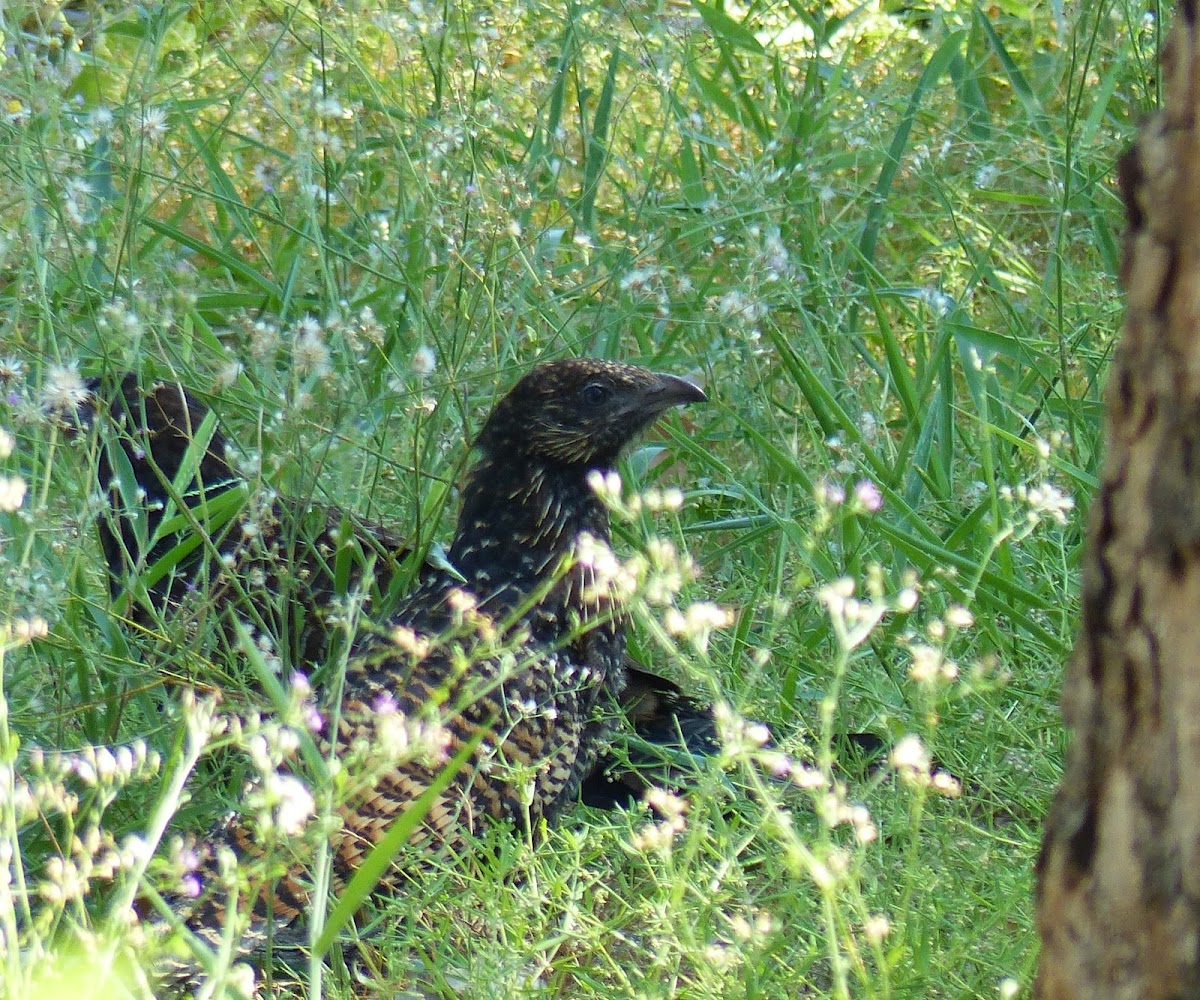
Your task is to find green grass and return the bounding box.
[0,0,1157,996]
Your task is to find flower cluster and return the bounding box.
[583,472,731,654]
[890,734,961,797]
[616,261,697,317]
[38,825,149,907]
[1000,479,1075,527]
[629,788,689,853]
[367,690,452,765]
[0,427,24,512]
[818,573,918,653]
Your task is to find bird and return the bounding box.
[91,360,711,972]
[330,360,708,848]
[94,371,412,670]
[91,369,720,803]
[578,664,722,809]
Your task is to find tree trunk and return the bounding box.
[1037,4,1200,997]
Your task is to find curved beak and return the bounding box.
[648,372,708,409]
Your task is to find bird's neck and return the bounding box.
[449,456,612,602]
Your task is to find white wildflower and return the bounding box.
[42,362,90,415]
[412,345,436,376]
[864,914,890,945]
[890,735,931,783]
[0,475,26,512]
[264,773,315,836]
[1026,482,1074,525]
[586,469,622,506]
[0,357,24,387]
[138,106,168,142]
[974,163,999,189]
[945,605,974,629]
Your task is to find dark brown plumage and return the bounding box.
[96,372,410,669]
[333,360,707,848]
[93,371,718,789]
[93,361,710,974]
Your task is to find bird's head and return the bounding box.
[473,359,707,470]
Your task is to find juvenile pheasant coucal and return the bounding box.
[332,359,707,844]
[95,371,410,669]
[94,366,718,809]
[94,359,708,979]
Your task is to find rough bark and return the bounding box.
[1036,4,1200,997]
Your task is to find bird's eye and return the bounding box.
[580,383,609,406]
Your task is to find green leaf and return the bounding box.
[691,0,764,53]
[860,30,964,266]
[146,409,223,544]
[975,7,1052,140]
[140,485,247,591]
[142,218,281,300]
[580,46,620,232]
